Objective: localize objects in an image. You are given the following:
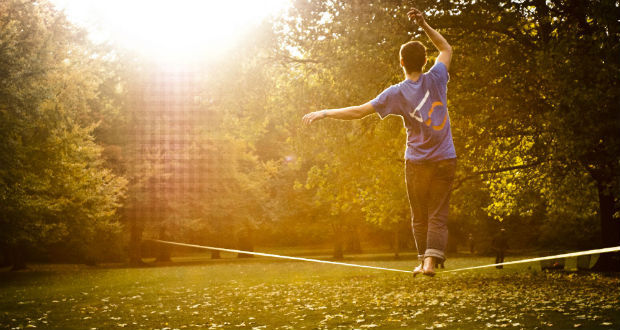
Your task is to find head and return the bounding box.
[400,40,427,74]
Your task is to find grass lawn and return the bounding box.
[1,251,619,330]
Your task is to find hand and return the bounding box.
[302,110,327,126]
[407,8,425,26]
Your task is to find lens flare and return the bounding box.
[51,0,289,63]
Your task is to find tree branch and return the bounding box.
[452,160,546,191]
[270,53,323,64]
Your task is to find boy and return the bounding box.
[303,8,455,277]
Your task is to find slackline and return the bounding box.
[151,239,620,274]
[443,245,620,273]
[151,239,410,273]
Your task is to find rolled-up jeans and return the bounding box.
[405,158,457,263]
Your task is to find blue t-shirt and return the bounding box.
[371,61,456,163]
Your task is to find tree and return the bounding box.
[277,0,419,257]
[155,29,281,258]
[0,0,126,269]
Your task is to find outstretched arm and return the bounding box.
[302,102,375,126]
[408,8,452,70]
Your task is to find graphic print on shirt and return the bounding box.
[409,90,429,122]
[426,101,447,131]
[408,90,446,130]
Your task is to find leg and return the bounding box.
[405,160,432,263]
[425,158,456,264]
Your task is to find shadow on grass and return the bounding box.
[0,268,58,286]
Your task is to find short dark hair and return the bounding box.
[400,41,426,73]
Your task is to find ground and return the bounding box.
[1,251,619,330]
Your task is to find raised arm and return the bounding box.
[302,102,375,126]
[408,8,452,71]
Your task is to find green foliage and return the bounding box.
[0,0,126,260]
[425,0,619,252]
[279,0,415,235]
[276,0,620,251]
[155,26,282,248]
[3,0,617,262]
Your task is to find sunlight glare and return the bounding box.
[51,0,289,63]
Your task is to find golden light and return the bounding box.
[50,0,289,63]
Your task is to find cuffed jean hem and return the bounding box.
[425,249,445,262]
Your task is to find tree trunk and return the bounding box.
[332,223,344,260]
[333,239,344,259]
[237,228,254,258]
[345,225,362,253]
[155,225,171,262]
[10,244,27,271]
[128,219,145,266]
[0,244,11,267]
[592,181,620,271]
[393,226,400,259]
[447,231,459,253]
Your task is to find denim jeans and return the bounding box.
[405,158,457,262]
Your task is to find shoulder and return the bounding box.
[371,82,407,118]
[376,83,404,100]
[427,61,447,72]
[424,62,449,85]
[426,62,448,76]
[386,83,404,93]
[388,82,408,96]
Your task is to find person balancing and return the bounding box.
[303,8,456,277]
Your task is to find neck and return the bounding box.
[405,71,422,82]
